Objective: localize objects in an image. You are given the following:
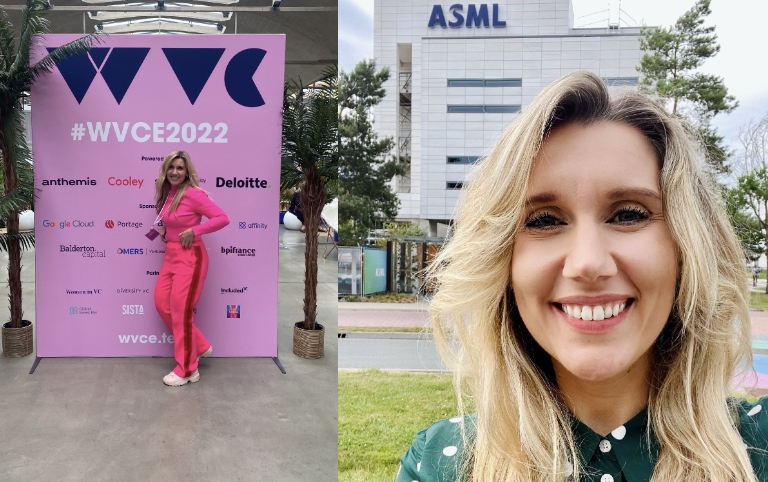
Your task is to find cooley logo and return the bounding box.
[108,177,144,188]
[50,47,269,107]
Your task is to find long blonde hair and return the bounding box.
[429,72,754,481]
[154,151,201,215]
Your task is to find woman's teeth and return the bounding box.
[560,301,627,321]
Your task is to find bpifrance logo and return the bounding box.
[50,46,268,107]
[227,305,241,318]
[221,246,256,257]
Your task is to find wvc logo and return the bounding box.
[117,248,144,255]
[51,46,268,107]
[122,304,144,315]
[221,287,248,294]
[66,289,102,295]
[106,220,144,229]
[238,222,267,229]
[227,305,241,318]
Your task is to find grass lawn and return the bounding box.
[339,370,462,482]
[750,291,768,311]
[341,292,419,303]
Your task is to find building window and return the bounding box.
[446,181,464,189]
[446,156,479,164]
[604,77,638,86]
[447,105,521,113]
[448,78,522,87]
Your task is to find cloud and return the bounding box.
[339,0,374,72]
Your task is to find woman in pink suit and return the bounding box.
[153,151,229,386]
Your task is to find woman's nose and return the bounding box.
[561,222,618,282]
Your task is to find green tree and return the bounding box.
[339,60,405,246]
[638,0,737,174]
[0,1,98,330]
[728,116,768,291]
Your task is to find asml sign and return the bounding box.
[428,4,506,28]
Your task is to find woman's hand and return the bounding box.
[179,228,195,248]
[159,226,167,243]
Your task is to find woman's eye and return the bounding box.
[611,207,650,224]
[525,213,562,229]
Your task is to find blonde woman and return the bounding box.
[153,151,229,386]
[397,72,767,481]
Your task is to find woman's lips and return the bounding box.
[553,299,633,333]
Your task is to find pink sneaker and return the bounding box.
[163,369,200,386]
[198,346,213,361]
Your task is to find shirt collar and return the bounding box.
[571,407,659,482]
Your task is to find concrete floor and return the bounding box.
[0,226,338,482]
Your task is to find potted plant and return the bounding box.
[0,0,98,357]
[281,67,338,359]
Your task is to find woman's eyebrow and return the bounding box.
[607,187,661,201]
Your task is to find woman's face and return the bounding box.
[166,158,188,187]
[510,121,678,385]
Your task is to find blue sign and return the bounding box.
[428,4,506,28]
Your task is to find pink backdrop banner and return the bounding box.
[31,34,285,357]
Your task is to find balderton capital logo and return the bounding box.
[49,47,268,107]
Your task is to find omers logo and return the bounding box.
[428,4,506,28]
[122,304,144,315]
[41,177,96,186]
[117,248,144,255]
[106,220,143,229]
[108,177,144,188]
[50,47,268,107]
[222,246,256,257]
[216,177,270,189]
[43,220,94,229]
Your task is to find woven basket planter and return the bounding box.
[293,322,324,359]
[2,320,33,358]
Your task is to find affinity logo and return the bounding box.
[221,246,256,257]
[238,222,267,229]
[51,46,268,107]
[221,287,248,294]
[227,305,241,318]
[117,248,144,255]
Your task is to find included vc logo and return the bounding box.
[227,305,240,318]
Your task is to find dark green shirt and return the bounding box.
[397,398,768,482]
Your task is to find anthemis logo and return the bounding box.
[50,47,268,107]
[227,305,241,318]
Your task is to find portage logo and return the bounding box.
[51,46,268,107]
[106,220,143,229]
[122,304,145,315]
[216,176,270,189]
[226,305,241,318]
[221,246,256,257]
[43,220,94,229]
[221,287,248,294]
[41,177,96,186]
[117,248,144,255]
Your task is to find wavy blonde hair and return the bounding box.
[430,72,754,481]
[154,150,202,215]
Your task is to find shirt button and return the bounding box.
[601,475,614,482]
[599,439,612,453]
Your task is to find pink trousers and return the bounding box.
[154,240,210,377]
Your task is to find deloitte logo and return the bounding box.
[50,46,268,107]
[117,248,144,255]
[221,246,256,257]
[216,177,269,189]
[43,220,94,229]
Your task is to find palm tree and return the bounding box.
[0,0,98,330]
[281,67,338,332]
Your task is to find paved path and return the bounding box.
[338,335,445,371]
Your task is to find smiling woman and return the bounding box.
[395,72,764,482]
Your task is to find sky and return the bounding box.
[339,0,768,152]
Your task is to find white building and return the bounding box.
[374,0,645,235]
